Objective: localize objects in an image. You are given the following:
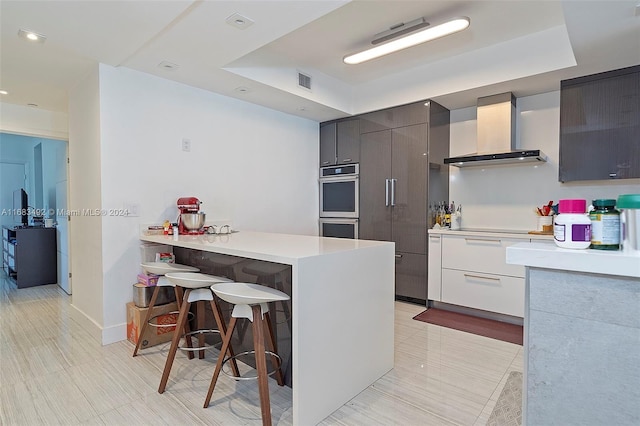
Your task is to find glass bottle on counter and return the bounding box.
[589,199,620,250]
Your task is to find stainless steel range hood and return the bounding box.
[444,92,547,167]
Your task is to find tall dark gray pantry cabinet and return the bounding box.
[320,100,450,304]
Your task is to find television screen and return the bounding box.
[13,188,28,226]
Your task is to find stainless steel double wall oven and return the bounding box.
[319,164,359,238]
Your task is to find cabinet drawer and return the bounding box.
[441,269,524,317]
[442,235,526,277]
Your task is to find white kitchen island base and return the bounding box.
[141,232,395,425]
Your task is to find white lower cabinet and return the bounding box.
[427,234,442,301]
[441,269,524,317]
[428,231,539,318]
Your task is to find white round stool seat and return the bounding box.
[211,282,289,306]
[165,272,233,288]
[140,262,199,276]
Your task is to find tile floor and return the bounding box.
[0,273,522,425]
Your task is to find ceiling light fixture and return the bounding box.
[226,13,254,30]
[158,61,179,71]
[0,90,8,95]
[18,28,46,43]
[343,16,470,65]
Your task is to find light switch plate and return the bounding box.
[182,138,191,152]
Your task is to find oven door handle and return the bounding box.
[385,179,390,207]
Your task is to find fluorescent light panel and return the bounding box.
[344,17,470,65]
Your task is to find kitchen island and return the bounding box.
[140,231,395,425]
[506,242,640,425]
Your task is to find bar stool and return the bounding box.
[204,282,289,426]
[133,263,199,358]
[242,261,292,329]
[158,272,240,394]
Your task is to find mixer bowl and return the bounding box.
[181,212,206,231]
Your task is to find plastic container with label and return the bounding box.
[554,199,591,249]
[589,199,620,250]
[617,194,640,253]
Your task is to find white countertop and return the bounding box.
[140,231,394,264]
[507,242,640,278]
[428,228,553,241]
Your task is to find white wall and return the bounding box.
[0,103,68,140]
[0,132,36,196]
[95,64,319,342]
[68,64,104,342]
[449,91,640,231]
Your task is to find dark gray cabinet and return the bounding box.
[559,65,640,182]
[359,101,450,303]
[319,119,360,166]
[360,102,428,134]
[2,226,57,288]
[319,122,336,166]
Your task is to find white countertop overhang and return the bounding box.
[141,231,394,264]
[507,242,640,278]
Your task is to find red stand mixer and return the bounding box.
[177,197,205,234]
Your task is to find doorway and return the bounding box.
[0,132,71,294]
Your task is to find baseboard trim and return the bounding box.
[69,303,102,344]
[102,322,127,345]
[69,304,127,345]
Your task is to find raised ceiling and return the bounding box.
[1,1,639,122]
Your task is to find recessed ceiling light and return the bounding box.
[226,13,254,29]
[235,86,251,94]
[158,61,179,71]
[18,28,46,43]
[0,90,8,95]
[27,103,39,108]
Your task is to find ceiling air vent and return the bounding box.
[298,72,311,90]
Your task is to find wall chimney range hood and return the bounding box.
[444,92,547,167]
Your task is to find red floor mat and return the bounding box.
[413,308,523,345]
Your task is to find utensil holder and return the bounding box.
[537,215,553,231]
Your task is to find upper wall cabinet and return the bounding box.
[320,122,337,166]
[359,102,429,134]
[319,118,360,166]
[559,65,640,182]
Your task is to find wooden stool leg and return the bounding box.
[209,298,240,377]
[132,285,160,357]
[204,316,238,408]
[175,286,194,360]
[158,290,192,394]
[253,305,273,426]
[197,300,206,359]
[263,311,285,386]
